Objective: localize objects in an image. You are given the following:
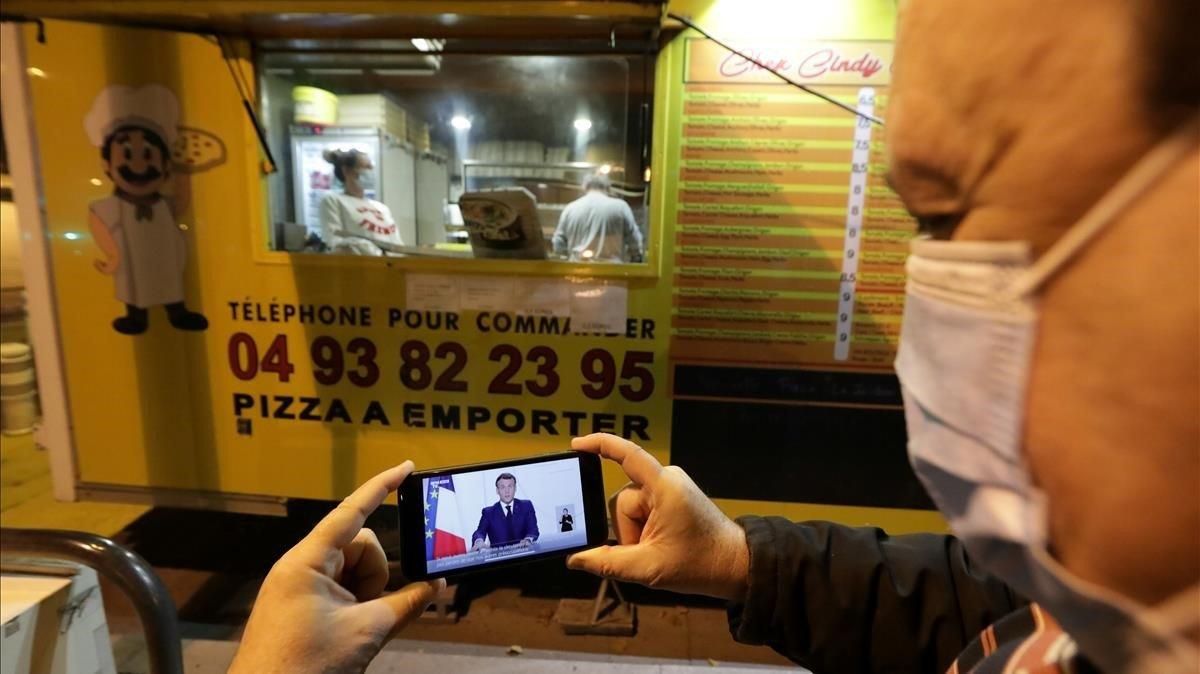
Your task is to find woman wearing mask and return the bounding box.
[319,148,403,256]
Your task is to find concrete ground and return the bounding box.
[2,434,803,673]
[113,637,799,674]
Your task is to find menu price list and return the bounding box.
[671,83,913,370]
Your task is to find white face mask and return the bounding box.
[356,168,376,191]
[894,120,1199,674]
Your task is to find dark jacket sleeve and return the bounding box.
[472,506,491,545]
[523,500,539,540]
[726,517,1025,674]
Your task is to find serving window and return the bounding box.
[258,41,655,269]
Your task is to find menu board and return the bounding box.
[671,40,912,371]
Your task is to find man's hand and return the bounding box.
[472,539,489,552]
[520,537,533,547]
[566,434,750,602]
[229,462,444,674]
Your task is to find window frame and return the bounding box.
[248,45,663,279]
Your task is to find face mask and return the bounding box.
[894,119,1199,674]
[356,168,376,191]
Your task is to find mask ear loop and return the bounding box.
[1004,117,1200,301]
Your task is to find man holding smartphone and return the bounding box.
[471,472,539,550]
[230,1,1196,672]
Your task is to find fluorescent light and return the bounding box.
[644,167,651,182]
[89,178,103,186]
[26,67,46,78]
[373,69,437,77]
[63,232,81,240]
[573,118,592,132]
[411,38,434,52]
[450,115,472,130]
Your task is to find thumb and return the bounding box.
[566,545,653,585]
[358,578,445,639]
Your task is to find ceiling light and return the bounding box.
[573,118,592,132]
[26,67,46,78]
[450,115,472,130]
[599,164,612,174]
[411,38,446,52]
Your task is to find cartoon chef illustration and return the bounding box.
[84,84,209,334]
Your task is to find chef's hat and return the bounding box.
[83,84,180,149]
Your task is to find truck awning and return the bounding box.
[1,1,666,42]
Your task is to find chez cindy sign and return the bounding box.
[686,39,893,86]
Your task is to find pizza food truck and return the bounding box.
[0,0,939,533]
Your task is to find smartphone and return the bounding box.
[397,451,607,581]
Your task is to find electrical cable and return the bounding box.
[217,36,278,173]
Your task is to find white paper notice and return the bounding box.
[570,282,628,334]
[460,276,515,312]
[405,274,462,312]
[514,278,571,317]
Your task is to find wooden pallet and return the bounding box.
[554,578,636,636]
[419,582,459,624]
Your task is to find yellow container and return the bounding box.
[292,86,338,125]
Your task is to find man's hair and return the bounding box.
[495,472,516,486]
[101,125,170,165]
[584,173,611,193]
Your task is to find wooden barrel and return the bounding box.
[0,342,37,435]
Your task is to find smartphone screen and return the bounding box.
[399,451,606,580]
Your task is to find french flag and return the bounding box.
[426,475,468,560]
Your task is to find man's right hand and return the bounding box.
[565,434,750,602]
[471,539,488,552]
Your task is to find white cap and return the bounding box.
[83,84,180,149]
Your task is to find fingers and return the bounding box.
[571,434,663,486]
[613,487,648,545]
[566,544,658,586]
[358,578,446,639]
[295,461,414,565]
[341,529,390,601]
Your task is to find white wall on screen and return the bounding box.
[449,459,586,544]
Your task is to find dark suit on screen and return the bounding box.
[472,498,539,546]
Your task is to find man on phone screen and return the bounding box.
[472,473,539,549]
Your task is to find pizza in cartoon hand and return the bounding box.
[171,126,227,173]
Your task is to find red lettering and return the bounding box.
[797,49,835,78]
[261,335,295,383]
[798,48,883,79]
[719,49,791,78]
[228,332,257,380]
